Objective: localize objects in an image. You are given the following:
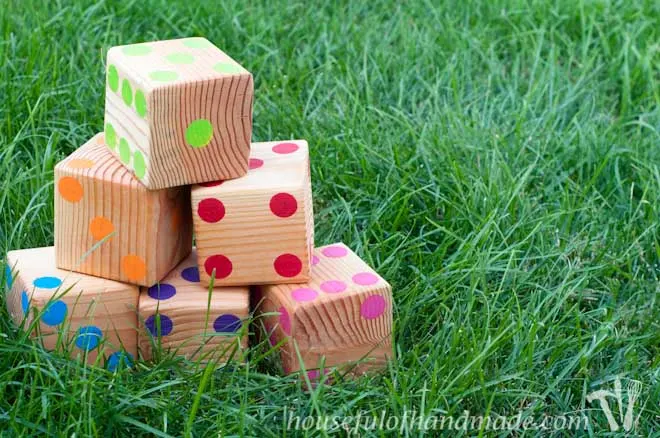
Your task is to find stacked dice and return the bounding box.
[3,38,392,377]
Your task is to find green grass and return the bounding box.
[1,0,659,436]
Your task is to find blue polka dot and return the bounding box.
[5,265,13,288]
[147,283,177,300]
[41,300,67,326]
[181,266,200,283]
[107,352,134,372]
[21,291,29,314]
[213,314,242,333]
[145,314,173,337]
[75,326,103,351]
[33,276,62,289]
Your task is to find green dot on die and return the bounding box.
[149,71,179,82]
[166,53,195,64]
[135,90,147,118]
[119,139,131,164]
[121,80,133,106]
[122,44,152,56]
[107,65,119,92]
[185,119,214,148]
[213,62,243,74]
[133,150,146,179]
[183,38,213,49]
[105,123,117,150]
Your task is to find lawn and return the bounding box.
[0,0,659,436]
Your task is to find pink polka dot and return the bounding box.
[321,245,348,258]
[278,306,291,335]
[291,288,318,302]
[204,254,233,279]
[270,193,298,218]
[352,272,379,286]
[272,142,299,154]
[361,295,386,319]
[197,198,225,223]
[199,180,224,187]
[311,255,320,266]
[320,280,347,294]
[274,254,302,278]
[249,158,264,170]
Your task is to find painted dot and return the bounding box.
[181,267,200,283]
[199,180,224,187]
[33,276,62,289]
[270,193,298,218]
[134,90,147,118]
[67,158,95,169]
[21,291,29,314]
[133,150,146,179]
[75,325,103,351]
[107,65,119,92]
[214,314,242,333]
[121,255,147,281]
[166,53,195,64]
[89,216,114,241]
[320,280,347,294]
[322,246,348,258]
[360,295,386,320]
[41,300,67,326]
[272,142,299,154]
[145,314,173,337]
[185,119,213,148]
[311,255,320,266]
[183,38,213,48]
[121,79,133,106]
[5,265,13,288]
[197,198,225,223]
[122,44,152,56]
[204,255,233,279]
[249,158,264,170]
[105,123,117,150]
[291,288,318,302]
[119,138,131,164]
[58,177,83,203]
[352,272,380,286]
[148,283,176,300]
[278,306,291,335]
[107,352,134,372]
[149,70,179,82]
[213,62,243,74]
[274,254,302,278]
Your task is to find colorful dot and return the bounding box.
[199,180,224,187]
[133,150,146,179]
[147,283,176,300]
[197,198,225,223]
[67,158,95,169]
[311,255,320,266]
[107,65,119,92]
[274,254,303,278]
[149,70,179,82]
[119,138,131,164]
[185,119,213,148]
[204,254,233,279]
[270,193,298,218]
[181,267,199,283]
[121,255,147,281]
[360,295,386,320]
[33,276,62,289]
[89,216,114,241]
[134,90,147,118]
[322,245,348,258]
[320,280,347,294]
[278,306,291,335]
[58,177,83,203]
[291,288,318,302]
[183,38,213,48]
[41,300,67,326]
[75,325,103,351]
[166,53,195,64]
[21,291,29,314]
[213,314,242,333]
[145,314,173,337]
[121,79,133,106]
[249,158,264,170]
[213,62,243,74]
[105,123,117,150]
[5,265,13,288]
[272,142,299,154]
[352,272,380,286]
[122,44,152,56]
[107,352,134,372]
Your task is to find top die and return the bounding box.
[104,37,254,189]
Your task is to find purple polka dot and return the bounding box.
[320,280,347,294]
[322,245,348,258]
[360,295,386,319]
[145,314,173,337]
[291,288,318,302]
[181,266,200,283]
[352,272,379,286]
[213,314,242,333]
[278,306,291,335]
[311,255,320,266]
[147,283,176,300]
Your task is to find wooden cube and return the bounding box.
[4,246,138,369]
[104,37,253,189]
[54,133,192,287]
[253,243,392,375]
[138,249,249,362]
[191,140,314,287]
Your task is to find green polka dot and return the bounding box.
[213,62,243,74]
[107,65,119,92]
[135,90,147,118]
[166,53,195,64]
[105,123,117,150]
[185,119,213,148]
[122,44,152,56]
[149,71,179,82]
[183,38,213,49]
[119,139,131,164]
[133,150,146,179]
[121,80,133,106]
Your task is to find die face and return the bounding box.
[5,246,139,368]
[138,249,249,361]
[54,133,192,286]
[191,140,314,287]
[105,38,253,189]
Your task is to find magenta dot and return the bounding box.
[291,287,318,302]
[352,272,379,286]
[278,306,291,335]
[197,198,225,223]
[249,158,264,170]
[274,254,302,278]
[320,280,347,294]
[361,295,386,319]
[311,255,320,266]
[272,142,299,154]
[204,254,233,279]
[199,180,224,187]
[269,193,298,218]
[321,245,348,258]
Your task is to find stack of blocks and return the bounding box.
[3,37,392,378]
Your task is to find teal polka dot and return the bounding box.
[33,276,62,289]
[5,265,12,288]
[121,80,133,106]
[75,326,103,351]
[107,65,119,92]
[213,62,243,74]
[183,38,213,49]
[166,53,195,64]
[185,119,213,148]
[107,352,134,372]
[149,71,179,82]
[21,291,29,314]
[41,300,67,326]
[122,44,152,56]
[119,139,131,164]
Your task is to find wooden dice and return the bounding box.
[254,243,392,375]
[191,140,314,287]
[138,249,249,362]
[104,37,253,189]
[5,246,138,369]
[54,133,192,287]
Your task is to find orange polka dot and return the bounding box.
[58,177,83,202]
[121,255,146,281]
[67,158,95,169]
[96,134,105,145]
[89,216,114,240]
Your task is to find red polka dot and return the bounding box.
[199,180,224,187]
[204,254,233,279]
[249,158,264,170]
[272,142,299,154]
[270,193,298,218]
[197,198,225,223]
[274,254,302,278]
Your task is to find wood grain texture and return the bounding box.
[138,249,249,362]
[104,37,253,189]
[191,140,314,287]
[5,246,139,368]
[54,133,192,287]
[253,243,392,375]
